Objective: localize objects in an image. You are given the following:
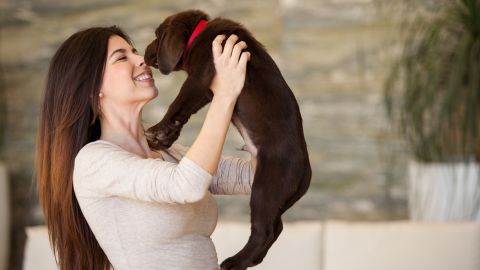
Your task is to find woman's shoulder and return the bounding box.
[78,139,119,153]
[75,140,126,164]
[73,140,139,186]
[75,140,190,164]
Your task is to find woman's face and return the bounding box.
[99,35,158,111]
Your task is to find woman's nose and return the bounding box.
[134,54,145,67]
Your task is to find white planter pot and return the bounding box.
[0,162,9,270]
[408,160,480,221]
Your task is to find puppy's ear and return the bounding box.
[157,26,185,75]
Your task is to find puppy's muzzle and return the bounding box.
[144,41,159,68]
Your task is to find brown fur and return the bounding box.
[144,10,311,270]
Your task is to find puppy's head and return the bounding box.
[144,10,209,74]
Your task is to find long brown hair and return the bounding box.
[36,26,131,270]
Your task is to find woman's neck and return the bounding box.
[99,109,160,159]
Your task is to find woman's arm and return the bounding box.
[184,34,250,175]
[170,144,256,195]
[209,155,254,195]
[73,142,212,204]
[184,96,235,175]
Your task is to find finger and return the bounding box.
[231,41,248,62]
[212,35,226,59]
[222,34,239,57]
[238,51,251,69]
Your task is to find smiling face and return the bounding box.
[99,35,158,112]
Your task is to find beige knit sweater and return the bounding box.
[73,140,254,270]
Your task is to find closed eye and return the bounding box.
[111,47,139,62]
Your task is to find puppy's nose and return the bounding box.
[144,42,157,67]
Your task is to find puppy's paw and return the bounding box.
[145,121,182,149]
[220,257,248,270]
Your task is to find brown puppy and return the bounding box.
[144,10,311,270]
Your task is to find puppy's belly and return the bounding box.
[232,115,258,156]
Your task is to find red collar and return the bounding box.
[183,19,208,65]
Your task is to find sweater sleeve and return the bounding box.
[73,142,213,204]
[169,144,254,195]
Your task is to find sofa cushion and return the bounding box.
[212,221,323,270]
[323,221,480,270]
[23,226,57,270]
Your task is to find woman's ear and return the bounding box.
[157,26,186,75]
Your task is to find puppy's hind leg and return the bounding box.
[220,159,285,270]
[251,160,311,265]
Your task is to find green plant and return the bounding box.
[384,0,480,162]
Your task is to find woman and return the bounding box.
[36,26,255,270]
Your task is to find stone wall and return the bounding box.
[1,0,417,269]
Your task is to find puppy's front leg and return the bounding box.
[146,77,212,149]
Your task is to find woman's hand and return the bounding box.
[184,35,251,175]
[210,34,251,101]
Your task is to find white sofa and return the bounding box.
[212,222,323,270]
[23,221,480,270]
[322,221,480,270]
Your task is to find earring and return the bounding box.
[99,93,104,98]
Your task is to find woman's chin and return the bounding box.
[142,86,159,102]
[136,83,158,94]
